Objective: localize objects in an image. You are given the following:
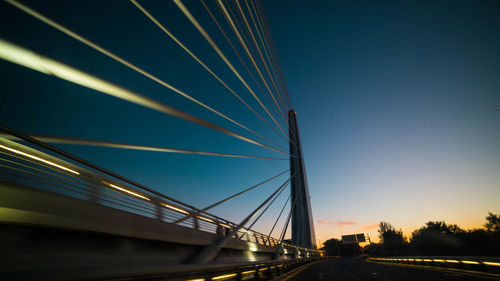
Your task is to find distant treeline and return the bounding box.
[322,212,500,257]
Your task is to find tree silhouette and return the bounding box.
[322,238,340,256]
[377,222,406,255]
[410,221,464,255]
[371,213,500,256]
[485,212,500,233]
[326,213,500,257]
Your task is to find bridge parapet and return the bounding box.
[0,127,321,279]
[0,127,321,251]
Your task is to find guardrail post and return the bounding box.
[153,196,163,220]
[192,212,199,230]
[273,245,283,260]
[86,174,103,204]
[254,233,260,244]
[88,184,102,203]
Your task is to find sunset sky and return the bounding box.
[1,0,499,246]
[264,0,500,243]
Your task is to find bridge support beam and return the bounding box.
[187,179,291,264]
[288,110,317,249]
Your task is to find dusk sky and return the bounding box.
[1,0,499,245]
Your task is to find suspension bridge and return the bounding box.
[0,0,322,280]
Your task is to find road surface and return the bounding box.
[284,257,499,281]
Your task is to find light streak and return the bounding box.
[211,273,237,280]
[4,0,288,153]
[0,38,289,155]
[19,136,288,160]
[483,261,500,266]
[461,260,480,265]
[197,216,215,223]
[161,203,189,214]
[106,182,150,201]
[0,144,79,175]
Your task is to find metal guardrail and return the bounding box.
[0,127,319,255]
[368,256,500,275]
[121,257,323,281]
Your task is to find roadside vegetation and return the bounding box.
[322,212,500,257]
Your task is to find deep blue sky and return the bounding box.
[1,0,499,243]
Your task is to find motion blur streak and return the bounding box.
[211,273,237,280]
[105,182,150,201]
[0,144,79,175]
[161,203,189,214]
[0,38,289,155]
[5,135,288,160]
[4,0,287,153]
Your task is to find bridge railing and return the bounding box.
[368,256,500,275]
[137,257,322,281]
[0,127,318,254]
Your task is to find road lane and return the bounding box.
[284,257,499,281]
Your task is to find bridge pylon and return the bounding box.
[288,110,317,249]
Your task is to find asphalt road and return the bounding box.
[284,257,498,281]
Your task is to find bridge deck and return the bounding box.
[0,181,313,280]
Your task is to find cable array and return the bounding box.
[0,0,300,246]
